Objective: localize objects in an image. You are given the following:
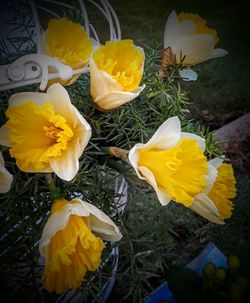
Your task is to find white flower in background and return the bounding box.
[39,198,122,293]
[0,84,91,181]
[164,11,228,80]
[90,39,145,110]
[191,157,237,224]
[0,152,13,193]
[128,116,208,206]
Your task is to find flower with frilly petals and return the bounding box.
[190,157,237,224]
[0,83,91,181]
[0,152,13,193]
[128,116,208,206]
[163,11,228,80]
[42,18,94,86]
[90,39,145,110]
[39,198,122,293]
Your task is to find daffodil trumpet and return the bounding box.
[129,116,208,206]
[163,11,228,81]
[0,83,91,181]
[39,198,122,294]
[0,151,13,193]
[190,157,237,224]
[90,39,145,110]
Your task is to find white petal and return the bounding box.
[76,199,122,241]
[0,125,11,147]
[128,143,147,180]
[164,10,180,48]
[181,132,206,152]
[0,152,13,193]
[95,85,145,110]
[39,199,122,256]
[145,116,181,149]
[209,48,228,59]
[8,92,46,108]
[138,166,171,205]
[71,106,92,157]
[172,34,214,65]
[209,156,224,168]
[191,194,224,224]
[202,163,218,194]
[89,59,123,100]
[179,67,198,81]
[128,117,181,182]
[46,83,77,127]
[50,137,81,182]
[179,19,196,36]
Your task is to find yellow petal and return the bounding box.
[138,137,208,206]
[92,40,144,92]
[208,163,236,220]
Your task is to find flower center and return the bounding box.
[46,18,93,69]
[43,125,61,140]
[6,100,73,171]
[208,163,236,220]
[93,39,144,91]
[138,138,208,206]
[42,207,105,293]
[178,13,219,45]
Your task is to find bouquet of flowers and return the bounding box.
[0,1,237,302]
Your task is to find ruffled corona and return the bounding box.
[39,198,122,293]
[90,39,145,110]
[42,18,93,86]
[0,152,13,193]
[191,158,237,224]
[163,11,228,79]
[129,116,208,206]
[178,13,219,45]
[0,84,91,181]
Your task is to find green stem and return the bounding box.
[45,174,62,201]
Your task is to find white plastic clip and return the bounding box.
[0,54,73,91]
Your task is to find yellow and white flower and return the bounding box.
[39,198,122,293]
[0,83,91,181]
[190,157,237,224]
[164,11,228,80]
[90,39,145,110]
[0,152,13,193]
[128,116,208,206]
[42,18,94,86]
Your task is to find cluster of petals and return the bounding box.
[129,116,236,223]
[39,198,122,293]
[163,10,228,80]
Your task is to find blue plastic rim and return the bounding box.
[143,242,227,303]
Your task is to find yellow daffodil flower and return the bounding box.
[39,198,122,294]
[90,39,145,110]
[128,116,208,206]
[191,157,237,224]
[42,18,94,86]
[0,84,91,181]
[163,11,228,80]
[0,152,13,193]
